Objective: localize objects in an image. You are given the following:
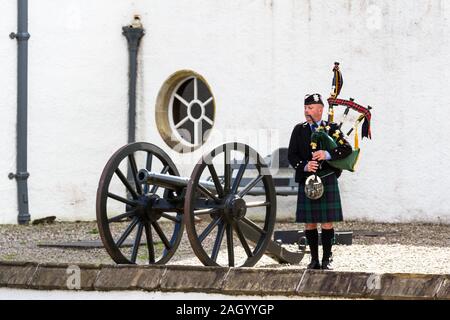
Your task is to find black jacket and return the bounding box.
[288,121,352,183]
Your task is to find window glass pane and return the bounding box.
[170,76,215,148]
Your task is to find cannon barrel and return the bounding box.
[137,169,218,193]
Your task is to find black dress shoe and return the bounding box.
[321,258,333,270]
[307,260,321,270]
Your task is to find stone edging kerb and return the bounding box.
[0,261,448,300]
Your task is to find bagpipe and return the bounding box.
[311,62,373,172]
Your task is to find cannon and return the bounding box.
[96,142,304,267]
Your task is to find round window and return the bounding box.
[155,71,215,153]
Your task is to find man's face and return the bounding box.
[304,103,324,123]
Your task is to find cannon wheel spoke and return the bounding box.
[107,209,136,223]
[143,152,153,194]
[226,223,234,267]
[245,201,270,208]
[146,152,153,171]
[130,222,144,263]
[96,142,184,265]
[194,208,220,216]
[211,221,226,262]
[197,184,220,203]
[107,192,137,207]
[224,147,231,194]
[115,217,139,248]
[232,155,249,194]
[152,221,172,251]
[233,222,253,258]
[128,153,143,195]
[160,212,181,223]
[115,168,139,200]
[208,164,224,197]
[241,217,267,235]
[144,222,155,264]
[238,175,264,198]
[198,217,222,243]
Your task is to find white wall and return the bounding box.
[1,0,449,224]
[0,0,18,224]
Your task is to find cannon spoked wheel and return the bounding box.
[96,142,184,265]
[184,143,276,267]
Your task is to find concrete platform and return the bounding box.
[0,261,448,299]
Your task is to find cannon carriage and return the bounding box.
[96,141,304,268]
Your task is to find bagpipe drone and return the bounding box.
[311,62,373,172]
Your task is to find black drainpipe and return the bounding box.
[9,0,31,225]
[122,15,145,144]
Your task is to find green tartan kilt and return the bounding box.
[296,173,344,223]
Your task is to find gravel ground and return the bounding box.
[0,220,449,274]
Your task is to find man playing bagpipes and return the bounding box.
[288,63,372,270]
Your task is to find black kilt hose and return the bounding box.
[288,121,353,224]
[296,173,343,223]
